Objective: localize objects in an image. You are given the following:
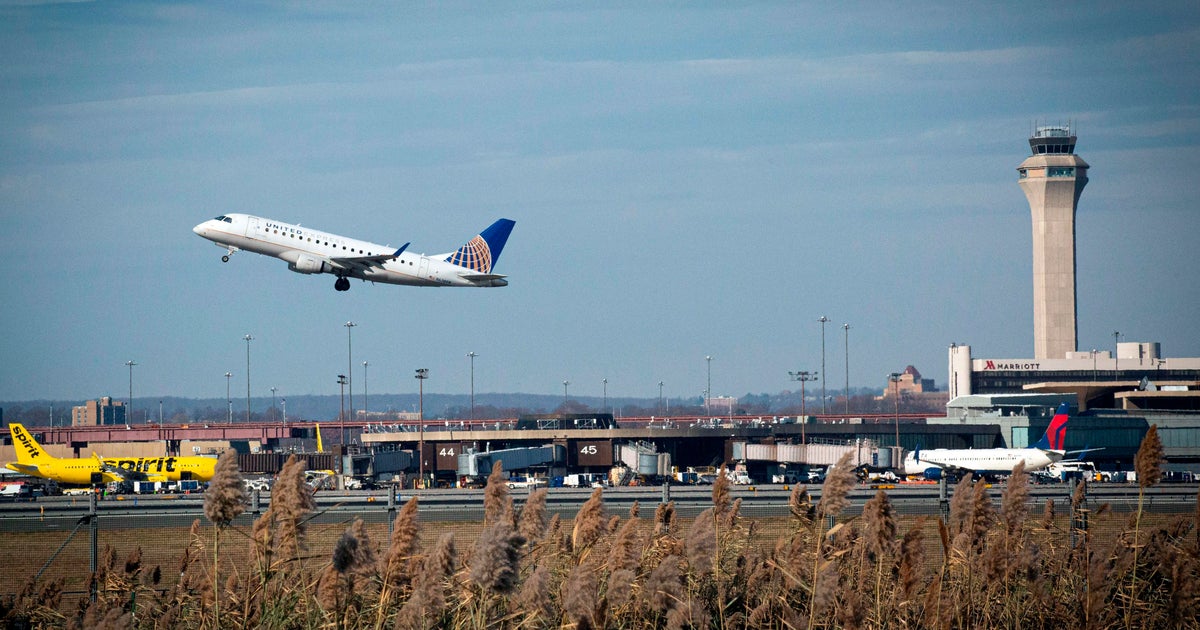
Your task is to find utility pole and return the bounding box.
[818,316,829,414]
[843,323,850,414]
[415,368,429,487]
[125,360,136,425]
[889,372,902,448]
[345,321,356,422]
[244,334,253,423]
[337,374,348,445]
[467,352,477,420]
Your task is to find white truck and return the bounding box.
[563,473,606,488]
[505,476,548,490]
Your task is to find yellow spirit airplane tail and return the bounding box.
[315,423,325,453]
[9,423,53,469]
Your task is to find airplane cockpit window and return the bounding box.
[214,215,227,221]
[224,217,234,223]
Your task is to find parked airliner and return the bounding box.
[193,214,515,291]
[902,403,1071,479]
[5,424,217,485]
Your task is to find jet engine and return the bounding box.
[287,255,328,275]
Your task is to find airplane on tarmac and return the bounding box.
[4,424,218,485]
[902,403,1072,480]
[193,214,515,292]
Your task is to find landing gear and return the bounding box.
[221,255,230,263]
[334,276,350,292]
[221,246,238,263]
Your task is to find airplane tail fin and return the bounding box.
[444,219,515,273]
[9,424,53,464]
[1033,403,1070,451]
[315,423,324,453]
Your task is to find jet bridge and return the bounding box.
[456,444,566,479]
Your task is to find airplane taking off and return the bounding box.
[902,403,1072,480]
[193,214,515,292]
[5,424,218,486]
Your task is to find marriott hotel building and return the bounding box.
[947,343,1200,412]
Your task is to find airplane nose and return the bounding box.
[193,223,206,236]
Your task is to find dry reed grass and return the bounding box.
[2,461,1197,629]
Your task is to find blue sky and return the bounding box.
[2,2,1198,405]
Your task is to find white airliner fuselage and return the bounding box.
[902,447,1061,478]
[193,213,514,292]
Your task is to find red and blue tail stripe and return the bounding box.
[1033,403,1070,450]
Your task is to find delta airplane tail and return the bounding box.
[1032,403,1070,451]
[443,218,515,274]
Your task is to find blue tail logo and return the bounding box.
[445,219,515,273]
[1032,403,1070,450]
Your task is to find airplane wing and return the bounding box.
[329,243,409,274]
[93,453,154,482]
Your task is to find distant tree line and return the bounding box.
[1,385,948,428]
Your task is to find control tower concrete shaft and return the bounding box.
[1018,125,1089,360]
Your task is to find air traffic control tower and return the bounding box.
[1018,125,1089,360]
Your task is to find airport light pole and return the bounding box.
[225,372,232,423]
[362,361,369,419]
[415,368,429,486]
[562,380,570,405]
[337,374,348,445]
[244,334,253,423]
[467,352,477,420]
[843,323,851,414]
[889,372,902,448]
[818,316,829,414]
[125,360,136,425]
[281,397,286,425]
[344,321,356,423]
[791,370,815,445]
[658,381,664,416]
[789,370,818,418]
[705,355,712,417]
[602,378,608,414]
[270,387,277,421]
